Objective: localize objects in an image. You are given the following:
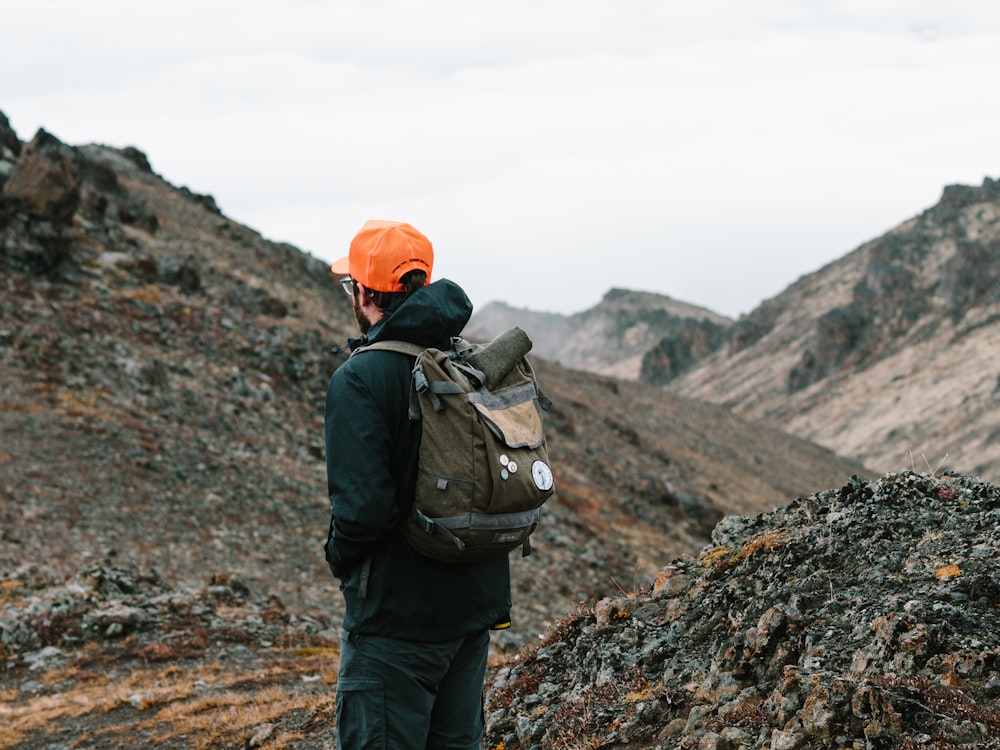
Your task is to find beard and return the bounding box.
[353,292,372,335]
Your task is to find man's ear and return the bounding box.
[356,284,382,321]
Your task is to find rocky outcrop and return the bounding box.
[2,129,81,224]
[0,124,162,276]
[640,316,731,385]
[485,471,1000,749]
[0,128,81,273]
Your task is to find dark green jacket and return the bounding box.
[324,279,512,642]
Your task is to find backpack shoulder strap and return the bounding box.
[349,340,426,359]
[349,340,426,420]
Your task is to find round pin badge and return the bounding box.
[499,454,509,466]
[500,468,509,481]
[531,460,554,491]
[507,461,518,474]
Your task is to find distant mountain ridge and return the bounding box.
[466,288,731,381]
[470,177,1000,479]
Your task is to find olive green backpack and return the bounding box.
[352,327,555,563]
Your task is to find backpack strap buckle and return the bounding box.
[450,336,474,359]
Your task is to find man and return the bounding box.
[324,220,512,750]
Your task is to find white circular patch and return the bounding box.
[531,460,554,492]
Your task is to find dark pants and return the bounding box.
[335,628,490,750]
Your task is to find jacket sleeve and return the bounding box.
[323,359,403,578]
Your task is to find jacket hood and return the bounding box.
[364,278,473,350]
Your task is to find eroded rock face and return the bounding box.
[0,128,167,278]
[0,129,82,272]
[485,471,1000,749]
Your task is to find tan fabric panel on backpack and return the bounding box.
[472,399,544,450]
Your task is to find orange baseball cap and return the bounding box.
[330,220,433,293]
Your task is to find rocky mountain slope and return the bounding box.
[486,471,1000,749]
[672,179,1000,480]
[470,179,1000,481]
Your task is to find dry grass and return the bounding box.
[704,698,772,732]
[700,530,792,573]
[543,663,659,748]
[870,673,1000,733]
[0,649,340,750]
[113,684,335,749]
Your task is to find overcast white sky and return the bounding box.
[3,1,998,318]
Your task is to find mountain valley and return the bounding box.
[1,110,996,749]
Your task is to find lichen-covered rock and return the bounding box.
[485,472,1000,749]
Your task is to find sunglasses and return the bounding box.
[339,277,357,297]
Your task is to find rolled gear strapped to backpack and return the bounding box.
[352,327,555,563]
